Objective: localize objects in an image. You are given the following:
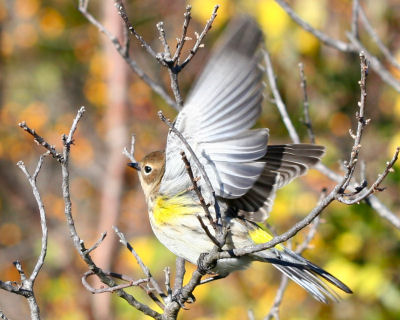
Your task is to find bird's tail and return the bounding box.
[252,247,352,303]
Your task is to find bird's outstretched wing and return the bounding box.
[231,144,326,222]
[161,17,267,199]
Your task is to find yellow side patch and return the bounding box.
[153,195,199,225]
[249,228,284,251]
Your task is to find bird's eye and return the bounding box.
[144,165,152,174]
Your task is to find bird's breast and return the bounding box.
[150,193,200,226]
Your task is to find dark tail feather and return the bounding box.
[255,248,352,303]
[306,261,353,294]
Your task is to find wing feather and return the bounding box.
[162,18,266,199]
[231,144,325,222]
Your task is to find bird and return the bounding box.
[129,17,352,303]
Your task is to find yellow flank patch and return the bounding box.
[153,194,199,225]
[249,228,284,251]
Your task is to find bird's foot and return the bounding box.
[197,252,217,275]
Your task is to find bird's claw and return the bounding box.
[197,252,217,275]
[171,288,196,309]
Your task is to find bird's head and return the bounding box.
[128,150,165,200]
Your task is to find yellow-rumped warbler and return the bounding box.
[129,18,351,302]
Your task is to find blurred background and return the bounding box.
[1,0,400,319]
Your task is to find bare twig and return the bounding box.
[298,63,315,144]
[173,5,192,63]
[113,226,166,299]
[18,122,63,162]
[123,135,137,163]
[157,22,172,61]
[164,267,173,301]
[180,152,217,230]
[84,232,107,255]
[264,49,300,144]
[316,162,400,229]
[155,20,184,108]
[178,5,219,70]
[351,0,360,39]
[358,6,400,71]
[82,271,149,293]
[347,33,400,93]
[113,0,159,61]
[122,23,130,57]
[337,147,399,204]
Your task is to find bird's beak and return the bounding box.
[128,162,141,171]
